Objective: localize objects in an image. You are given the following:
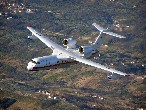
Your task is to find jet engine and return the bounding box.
[78,46,96,58]
[63,38,77,49]
[78,46,96,54]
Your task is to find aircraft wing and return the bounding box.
[66,53,129,76]
[27,26,129,76]
[27,26,63,50]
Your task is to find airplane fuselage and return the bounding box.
[27,48,85,71]
[27,55,76,71]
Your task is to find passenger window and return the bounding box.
[57,61,59,63]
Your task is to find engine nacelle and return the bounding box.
[63,38,77,49]
[78,46,96,58]
[78,46,96,54]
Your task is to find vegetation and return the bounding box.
[0,0,146,109]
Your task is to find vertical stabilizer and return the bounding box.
[91,32,104,49]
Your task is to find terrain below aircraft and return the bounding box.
[27,23,130,79]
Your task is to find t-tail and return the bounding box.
[78,23,125,58]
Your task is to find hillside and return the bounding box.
[0,0,146,109]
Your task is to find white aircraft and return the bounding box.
[27,23,130,79]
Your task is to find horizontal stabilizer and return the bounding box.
[92,23,126,38]
[102,31,126,38]
[92,23,106,32]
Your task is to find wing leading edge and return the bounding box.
[27,26,63,50]
[67,54,129,76]
[27,26,129,76]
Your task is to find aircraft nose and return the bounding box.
[27,65,32,71]
[27,62,33,71]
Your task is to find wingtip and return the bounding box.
[26,26,30,29]
[92,22,96,25]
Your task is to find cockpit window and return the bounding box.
[31,60,40,64]
[31,60,37,64]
